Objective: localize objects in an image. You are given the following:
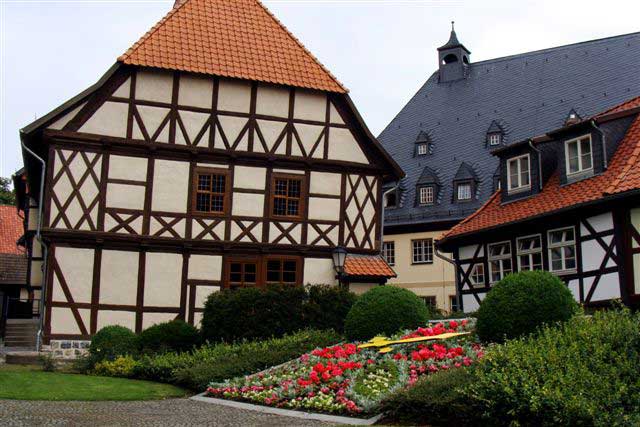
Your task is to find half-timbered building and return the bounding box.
[18,0,402,349]
[437,96,640,311]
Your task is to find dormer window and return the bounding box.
[417,143,428,156]
[565,135,593,176]
[507,154,531,193]
[384,191,398,208]
[418,186,434,205]
[488,133,501,146]
[414,131,433,157]
[456,182,472,201]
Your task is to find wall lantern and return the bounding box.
[332,246,348,287]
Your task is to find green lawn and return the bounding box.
[0,365,187,401]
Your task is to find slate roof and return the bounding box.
[379,31,640,228]
[119,0,346,93]
[439,96,640,244]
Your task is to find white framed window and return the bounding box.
[517,234,542,271]
[507,154,531,193]
[419,186,434,205]
[548,227,577,273]
[456,182,472,201]
[417,143,428,156]
[488,241,512,284]
[469,263,485,287]
[382,241,395,266]
[565,135,593,176]
[412,239,433,264]
[488,133,501,146]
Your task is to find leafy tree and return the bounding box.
[0,177,16,205]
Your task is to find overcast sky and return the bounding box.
[1,0,638,178]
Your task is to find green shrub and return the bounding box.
[476,270,578,343]
[382,368,474,426]
[467,308,640,426]
[139,320,200,354]
[135,329,342,390]
[89,325,139,362]
[93,355,138,378]
[303,285,357,332]
[344,286,429,341]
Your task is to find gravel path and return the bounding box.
[0,398,336,426]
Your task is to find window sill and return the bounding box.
[411,261,434,265]
[550,269,577,276]
[507,186,531,196]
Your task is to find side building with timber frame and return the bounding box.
[437,96,640,311]
[18,0,402,349]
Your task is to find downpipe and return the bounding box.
[21,141,48,352]
[435,246,461,311]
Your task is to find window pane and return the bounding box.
[580,138,591,156]
[211,195,224,212]
[282,271,296,283]
[266,270,280,282]
[520,157,529,173]
[230,272,242,282]
[212,175,225,193]
[267,260,280,271]
[198,174,211,191]
[503,259,512,275]
[273,198,286,216]
[287,200,299,216]
[458,184,471,200]
[196,193,210,212]
[288,180,301,198]
[274,179,287,195]
[245,263,256,274]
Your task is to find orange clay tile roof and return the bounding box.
[118,0,347,93]
[0,205,25,255]
[441,96,640,241]
[344,254,396,278]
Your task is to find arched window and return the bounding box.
[443,54,458,64]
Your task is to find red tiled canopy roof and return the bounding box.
[441,96,640,242]
[0,205,24,255]
[344,255,396,278]
[118,0,347,93]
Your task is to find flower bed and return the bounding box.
[206,320,483,416]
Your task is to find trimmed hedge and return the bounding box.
[476,270,578,342]
[201,285,356,342]
[382,368,474,426]
[89,325,139,362]
[344,286,429,341]
[139,320,200,354]
[134,329,343,390]
[467,308,640,425]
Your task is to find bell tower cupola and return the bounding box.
[437,22,471,83]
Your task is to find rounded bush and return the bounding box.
[89,325,139,361]
[139,320,200,354]
[476,270,579,343]
[344,286,429,341]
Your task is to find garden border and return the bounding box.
[191,393,383,425]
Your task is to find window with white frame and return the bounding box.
[488,133,501,146]
[565,135,593,175]
[488,242,512,283]
[456,182,472,201]
[469,263,485,287]
[548,227,577,273]
[412,239,433,264]
[382,241,395,266]
[517,235,542,271]
[417,143,428,156]
[419,186,434,205]
[507,154,531,192]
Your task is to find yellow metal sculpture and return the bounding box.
[358,332,470,353]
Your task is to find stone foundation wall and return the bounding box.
[46,340,91,359]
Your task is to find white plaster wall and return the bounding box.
[256,85,289,118]
[28,207,38,231]
[192,219,225,241]
[135,70,173,103]
[256,120,287,153]
[349,283,378,295]
[269,222,301,244]
[462,293,483,313]
[112,77,130,98]
[586,273,621,301]
[217,79,251,113]
[567,279,580,300]
[99,250,139,305]
[581,212,613,234]
[303,258,335,285]
[30,260,43,286]
[294,124,324,158]
[178,74,213,108]
[328,128,368,164]
[136,105,171,143]
[233,166,266,190]
[108,155,148,181]
[52,247,94,304]
[294,90,326,121]
[188,255,222,281]
[106,183,146,210]
[78,101,128,138]
[329,102,344,124]
[97,310,136,331]
[47,102,87,130]
[232,193,264,217]
[581,237,614,272]
[142,312,176,330]
[230,221,263,242]
[152,160,190,213]
[150,217,186,238]
[176,110,210,145]
[144,252,182,307]
[51,307,90,335]
[309,172,341,195]
[459,244,483,260]
[634,253,640,294]
[308,197,340,221]
[195,286,219,308]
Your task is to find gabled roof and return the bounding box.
[453,162,478,181]
[118,0,346,93]
[379,31,640,228]
[486,120,504,134]
[415,130,431,143]
[439,96,640,244]
[417,166,441,185]
[0,205,24,255]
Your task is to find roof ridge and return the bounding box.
[252,0,347,93]
[472,31,640,66]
